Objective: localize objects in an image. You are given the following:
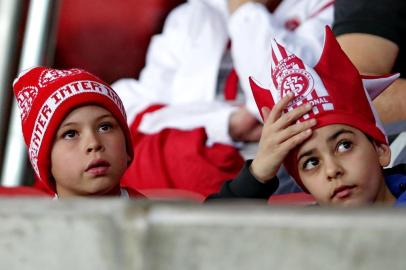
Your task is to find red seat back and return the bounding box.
[268,192,316,206]
[54,0,185,83]
[0,186,51,197]
[138,188,206,203]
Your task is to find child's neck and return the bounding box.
[56,185,122,198]
[375,180,396,205]
[103,185,122,196]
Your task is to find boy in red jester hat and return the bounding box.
[209,27,406,206]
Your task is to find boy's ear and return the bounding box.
[375,143,391,167]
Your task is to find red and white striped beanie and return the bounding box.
[13,67,133,193]
[249,26,399,191]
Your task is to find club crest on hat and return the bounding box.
[39,68,82,87]
[279,68,314,100]
[16,86,38,122]
[269,39,333,119]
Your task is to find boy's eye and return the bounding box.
[98,122,113,133]
[337,140,352,153]
[302,158,319,171]
[62,130,78,139]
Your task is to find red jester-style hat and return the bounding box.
[249,26,399,192]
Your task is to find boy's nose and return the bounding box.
[86,133,104,153]
[324,157,343,180]
[87,143,103,153]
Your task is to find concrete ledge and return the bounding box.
[0,199,149,270]
[0,199,405,270]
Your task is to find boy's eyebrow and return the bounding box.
[59,113,113,128]
[297,128,355,161]
[327,128,355,142]
[59,121,76,129]
[95,113,114,121]
[297,149,314,162]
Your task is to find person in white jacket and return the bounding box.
[112,0,334,195]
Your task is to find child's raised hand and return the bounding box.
[250,92,317,183]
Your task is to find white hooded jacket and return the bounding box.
[112,0,334,146]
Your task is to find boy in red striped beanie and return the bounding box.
[13,67,143,198]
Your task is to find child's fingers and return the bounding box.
[252,121,314,181]
[277,118,317,143]
[266,118,315,149]
[261,107,271,122]
[279,127,313,154]
[273,102,312,130]
[267,91,295,123]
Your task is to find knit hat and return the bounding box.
[249,26,399,192]
[13,67,133,193]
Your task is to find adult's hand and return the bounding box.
[229,107,262,142]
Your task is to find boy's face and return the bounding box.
[51,105,130,197]
[296,124,391,206]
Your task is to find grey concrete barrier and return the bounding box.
[0,199,405,270]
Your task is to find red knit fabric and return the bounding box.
[120,105,244,197]
[13,67,133,194]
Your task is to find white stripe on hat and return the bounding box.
[271,39,284,63]
[322,103,334,111]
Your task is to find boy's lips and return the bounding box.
[85,159,111,175]
[331,185,356,200]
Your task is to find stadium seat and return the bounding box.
[268,192,316,206]
[54,0,185,83]
[0,186,51,197]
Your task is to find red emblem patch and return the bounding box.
[284,18,301,31]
